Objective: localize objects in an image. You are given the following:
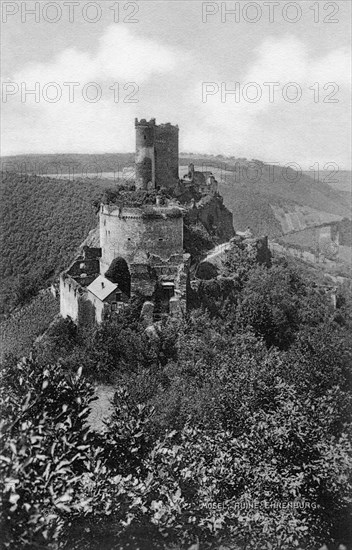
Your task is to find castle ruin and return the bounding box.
[60,119,191,325]
[60,117,269,326]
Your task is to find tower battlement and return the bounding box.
[135,118,156,127]
[135,118,179,129]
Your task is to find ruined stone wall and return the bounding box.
[154,124,179,189]
[100,205,184,274]
[67,258,99,279]
[337,219,352,247]
[60,273,118,325]
[78,296,98,327]
[269,242,319,264]
[60,273,99,325]
[187,195,235,243]
[86,291,110,324]
[60,274,81,322]
[129,264,156,297]
[247,236,271,266]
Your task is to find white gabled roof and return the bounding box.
[87,275,118,301]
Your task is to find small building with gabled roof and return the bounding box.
[86,275,128,324]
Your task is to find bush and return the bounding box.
[0,357,95,548]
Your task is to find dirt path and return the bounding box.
[87,384,116,433]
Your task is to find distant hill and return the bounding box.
[303,169,351,194]
[1,153,134,178]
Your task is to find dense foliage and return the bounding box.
[1,251,352,549]
[0,359,95,548]
[96,188,171,209]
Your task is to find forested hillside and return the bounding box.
[0,173,111,313]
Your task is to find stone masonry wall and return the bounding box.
[100,205,184,274]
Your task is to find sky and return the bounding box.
[1,0,351,169]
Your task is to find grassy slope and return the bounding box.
[303,169,351,194]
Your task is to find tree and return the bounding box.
[235,265,331,349]
[105,257,131,297]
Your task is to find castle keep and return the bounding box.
[135,118,179,190]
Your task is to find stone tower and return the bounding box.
[135,118,179,191]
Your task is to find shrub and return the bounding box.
[0,357,95,548]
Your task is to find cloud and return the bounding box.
[10,25,177,84]
[2,28,351,168]
[183,35,351,167]
[1,26,180,154]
